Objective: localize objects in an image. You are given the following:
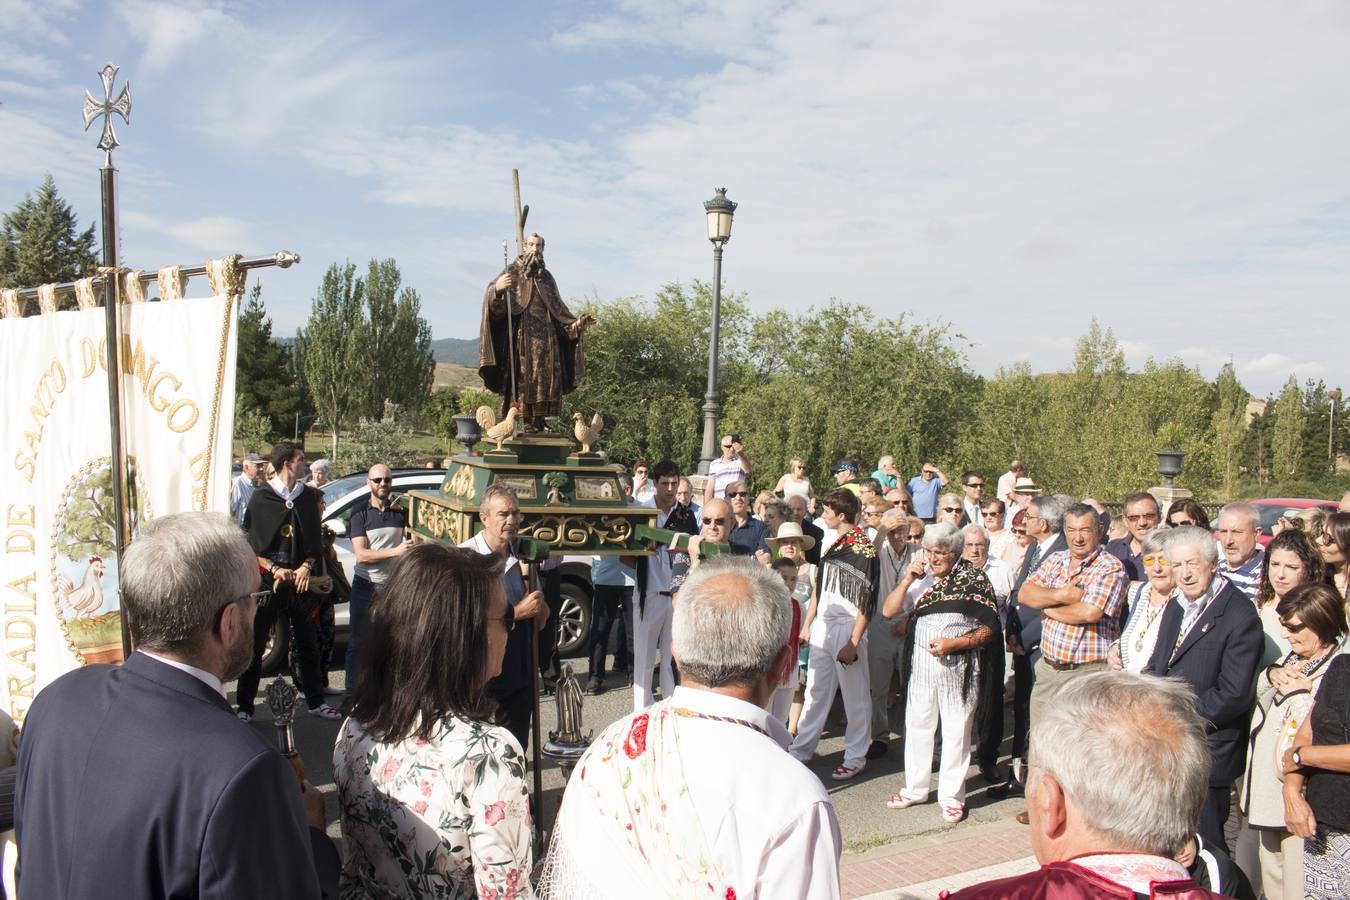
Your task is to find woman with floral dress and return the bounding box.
[334,542,534,899]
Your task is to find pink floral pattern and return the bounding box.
[334,713,534,899]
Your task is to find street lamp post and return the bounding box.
[698,188,737,474]
[1329,388,1342,472]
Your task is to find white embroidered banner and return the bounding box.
[0,293,238,725]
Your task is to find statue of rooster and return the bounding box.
[476,404,521,451]
[55,555,106,616]
[572,411,604,453]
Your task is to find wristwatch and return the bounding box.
[1292,748,1304,767]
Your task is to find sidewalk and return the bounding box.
[841,817,1037,899]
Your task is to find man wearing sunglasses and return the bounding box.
[345,463,411,700]
[632,460,693,711]
[1104,491,1161,582]
[16,513,338,899]
[725,480,771,561]
[704,434,751,504]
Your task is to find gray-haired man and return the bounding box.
[543,556,843,898]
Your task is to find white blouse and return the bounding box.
[1118,581,1170,673]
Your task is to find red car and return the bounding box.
[1247,498,1338,546]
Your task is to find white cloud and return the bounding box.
[1244,352,1326,380]
[116,0,235,73]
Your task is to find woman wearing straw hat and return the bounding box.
[767,522,816,729]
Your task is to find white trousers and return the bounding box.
[769,684,794,725]
[789,617,872,768]
[899,676,976,807]
[631,592,674,712]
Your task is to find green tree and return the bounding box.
[360,259,435,419]
[1210,363,1248,499]
[299,263,366,459]
[232,399,273,459]
[0,175,98,304]
[1271,375,1305,481]
[234,283,300,438]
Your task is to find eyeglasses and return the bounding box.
[702,516,727,525]
[1142,554,1169,567]
[721,443,733,449]
[965,482,984,489]
[906,533,924,542]
[726,491,749,498]
[1124,513,1159,523]
[1011,528,1027,535]
[1280,619,1308,634]
[370,477,393,484]
[1168,518,1195,527]
[942,506,961,513]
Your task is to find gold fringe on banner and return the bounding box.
[123,270,146,303]
[74,278,98,310]
[157,265,185,301]
[36,284,57,314]
[0,289,18,318]
[205,253,246,298]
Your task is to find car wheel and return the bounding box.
[259,616,290,676]
[555,578,591,658]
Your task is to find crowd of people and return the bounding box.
[11,438,1350,898]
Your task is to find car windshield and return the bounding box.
[322,474,367,507]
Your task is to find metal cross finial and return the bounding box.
[83,63,132,164]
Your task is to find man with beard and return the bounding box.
[236,443,341,721]
[15,513,339,899]
[344,462,410,701]
[480,233,596,431]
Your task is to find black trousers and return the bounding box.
[588,584,632,680]
[236,585,325,713]
[1199,784,1231,854]
[492,682,534,753]
[1010,647,1039,761]
[975,649,1007,771]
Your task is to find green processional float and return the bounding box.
[405,171,727,844]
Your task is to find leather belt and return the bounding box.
[1044,658,1095,671]
[657,591,674,597]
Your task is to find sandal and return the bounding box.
[941,804,966,824]
[885,794,922,809]
[831,761,866,781]
[307,703,343,720]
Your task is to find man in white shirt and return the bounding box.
[631,460,684,711]
[996,459,1024,509]
[229,453,264,523]
[540,556,843,899]
[703,433,750,503]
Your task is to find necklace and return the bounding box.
[672,706,771,738]
[1134,594,1168,653]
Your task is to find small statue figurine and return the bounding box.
[550,662,587,745]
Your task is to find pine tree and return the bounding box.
[234,283,300,440]
[1210,363,1248,498]
[0,175,99,306]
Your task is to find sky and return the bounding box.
[2,0,1348,399]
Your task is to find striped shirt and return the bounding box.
[1218,546,1264,601]
[1030,547,1128,665]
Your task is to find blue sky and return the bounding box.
[3,0,1348,398]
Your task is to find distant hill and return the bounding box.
[434,362,481,390]
[431,337,479,366]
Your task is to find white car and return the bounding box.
[260,469,595,673]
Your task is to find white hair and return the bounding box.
[1165,525,1219,566]
[120,512,257,652]
[310,458,332,474]
[1028,671,1209,856]
[923,521,965,555]
[672,555,791,688]
[1219,502,1260,532]
[961,524,990,545]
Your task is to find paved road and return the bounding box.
[239,656,1029,857]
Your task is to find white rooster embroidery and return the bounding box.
[55,556,106,616]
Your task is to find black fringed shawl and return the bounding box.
[815,527,880,618]
[896,558,1003,737]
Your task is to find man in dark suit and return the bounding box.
[989,493,1070,800]
[1147,525,1263,854]
[16,512,339,899]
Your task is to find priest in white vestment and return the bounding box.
[539,555,843,899]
